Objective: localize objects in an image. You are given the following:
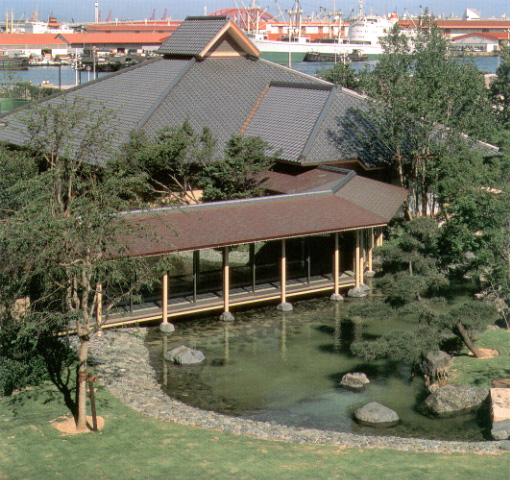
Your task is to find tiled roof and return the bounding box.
[243,83,332,162]
[253,169,350,194]
[121,168,406,256]
[123,192,385,256]
[0,17,495,169]
[140,57,329,158]
[157,16,229,56]
[0,59,191,155]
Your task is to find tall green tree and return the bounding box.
[490,45,510,128]
[0,99,158,431]
[357,19,496,218]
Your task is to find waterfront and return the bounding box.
[2,55,502,90]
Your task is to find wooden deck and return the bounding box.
[104,271,355,328]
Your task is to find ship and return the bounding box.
[247,1,398,63]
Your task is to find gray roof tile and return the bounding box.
[157,16,229,56]
[141,57,325,158]
[0,59,191,156]
[244,84,332,162]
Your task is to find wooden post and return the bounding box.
[87,373,98,432]
[223,246,230,313]
[333,232,340,295]
[96,283,102,324]
[281,239,287,304]
[359,230,365,286]
[162,272,168,324]
[355,231,360,288]
[368,227,374,271]
[277,238,292,311]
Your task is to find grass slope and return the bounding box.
[0,382,508,480]
[450,329,510,387]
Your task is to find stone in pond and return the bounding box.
[340,372,370,391]
[165,345,205,365]
[354,402,399,427]
[421,350,452,377]
[159,322,175,334]
[424,385,489,417]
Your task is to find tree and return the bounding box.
[316,61,360,91]
[0,98,158,431]
[200,135,276,202]
[121,121,215,205]
[121,125,274,204]
[356,19,496,218]
[490,45,510,128]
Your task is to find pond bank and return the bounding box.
[86,328,507,453]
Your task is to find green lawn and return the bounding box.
[450,329,510,387]
[1,382,508,480]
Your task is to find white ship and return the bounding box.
[249,1,398,63]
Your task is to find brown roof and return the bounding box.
[122,169,408,257]
[255,169,351,194]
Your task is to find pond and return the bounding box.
[146,288,490,441]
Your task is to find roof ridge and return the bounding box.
[134,58,196,132]
[299,86,338,162]
[239,83,270,136]
[123,189,333,217]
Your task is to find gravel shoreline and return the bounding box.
[86,328,508,453]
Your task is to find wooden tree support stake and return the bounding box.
[87,373,98,432]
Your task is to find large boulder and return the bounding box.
[354,402,400,427]
[424,385,489,417]
[165,345,205,365]
[340,372,370,391]
[421,350,452,377]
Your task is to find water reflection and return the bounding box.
[147,296,488,441]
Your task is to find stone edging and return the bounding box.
[86,328,508,453]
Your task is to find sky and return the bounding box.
[6,0,510,24]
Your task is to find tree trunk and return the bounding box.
[76,336,89,431]
[456,320,482,358]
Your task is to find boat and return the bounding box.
[304,48,367,62]
[247,0,398,63]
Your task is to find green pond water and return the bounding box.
[147,291,490,441]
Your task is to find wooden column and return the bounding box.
[333,232,340,295]
[281,239,287,304]
[277,239,293,311]
[223,246,230,313]
[331,233,343,301]
[368,227,374,272]
[220,246,235,321]
[162,272,168,324]
[96,283,102,324]
[355,231,360,288]
[359,229,365,286]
